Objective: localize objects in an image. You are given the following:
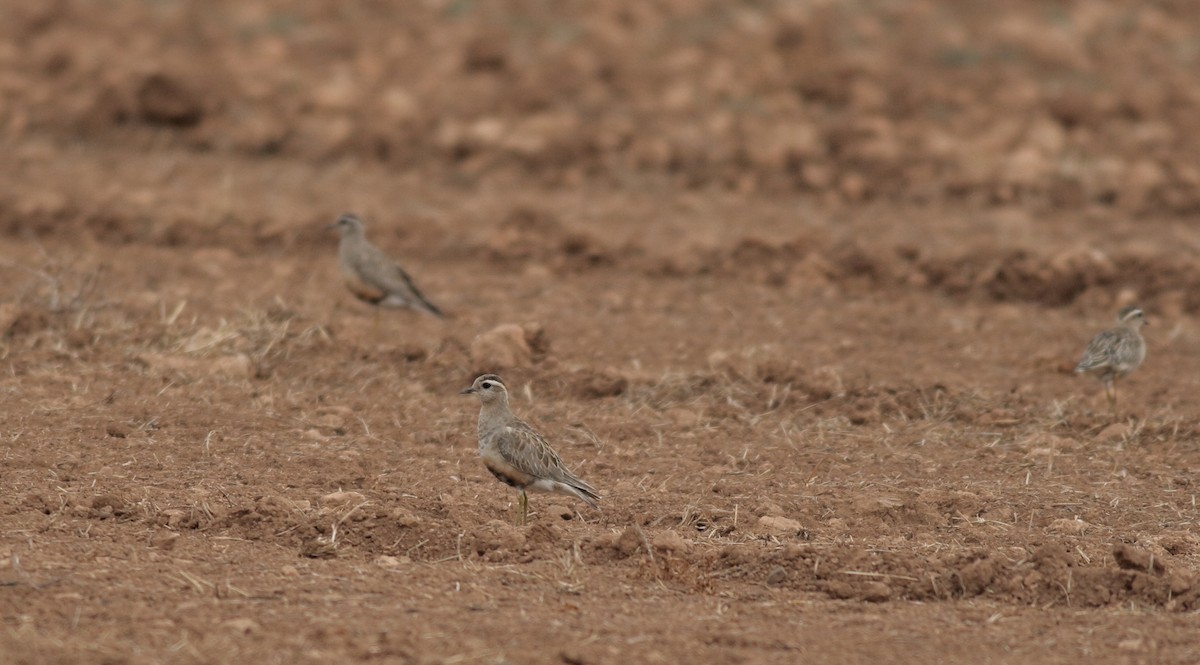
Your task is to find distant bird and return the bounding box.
[1075,305,1148,411]
[329,213,444,320]
[461,374,600,525]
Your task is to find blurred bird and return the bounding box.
[461,374,600,525]
[1075,305,1147,411]
[329,213,444,323]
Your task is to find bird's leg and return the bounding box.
[517,490,528,526]
[1104,377,1116,413]
[372,308,381,336]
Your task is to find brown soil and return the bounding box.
[3,1,1200,663]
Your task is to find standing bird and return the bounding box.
[461,374,600,525]
[328,213,444,321]
[1075,305,1148,411]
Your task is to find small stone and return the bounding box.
[1000,146,1050,187]
[90,494,127,518]
[1115,287,1140,310]
[472,520,526,557]
[319,491,367,510]
[380,87,419,122]
[136,352,254,380]
[257,495,308,515]
[766,567,787,586]
[755,500,784,517]
[651,530,690,554]
[615,526,645,557]
[1113,544,1167,574]
[573,368,627,398]
[0,302,21,335]
[315,414,345,429]
[1117,637,1144,652]
[1168,571,1192,595]
[860,581,892,602]
[223,618,261,634]
[190,247,235,278]
[374,555,408,569]
[136,72,204,126]
[206,354,254,379]
[470,324,533,369]
[1121,159,1165,208]
[300,537,338,559]
[1046,517,1090,535]
[159,509,187,528]
[390,509,423,528]
[706,350,734,370]
[1018,433,1077,453]
[280,565,300,577]
[522,263,553,280]
[468,117,505,145]
[463,35,507,71]
[664,407,699,427]
[823,580,857,600]
[757,515,804,536]
[23,493,56,515]
[230,111,288,153]
[839,172,868,201]
[150,531,180,550]
[312,73,360,112]
[1096,423,1131,443]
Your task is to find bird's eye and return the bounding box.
[480,381,492,389]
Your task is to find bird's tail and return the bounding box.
[559,479,601,510]
[391,266,446,318]
[382,292,445,318]
[414,295,445,319]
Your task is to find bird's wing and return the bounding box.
[1110,330,1146,370]
[1076,330,1117,371]
[360,245,444,317]
[338,242,388,304]
[499,421,597,495]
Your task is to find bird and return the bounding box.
[1075,305,1148,411]
[328,213,444,322]
[461,374,600,525]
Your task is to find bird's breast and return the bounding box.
[480,448,536,489]
[342,276,388,304]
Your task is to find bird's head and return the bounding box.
[461,374,509,405]
[328,213,365,237]
[1117,305,1147,328]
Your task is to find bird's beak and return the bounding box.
[460,387,476,395]
[325,223,339,231]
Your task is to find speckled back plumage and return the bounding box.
[1075,306,1146,380]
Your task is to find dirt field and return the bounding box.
[4,1,1200,663]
